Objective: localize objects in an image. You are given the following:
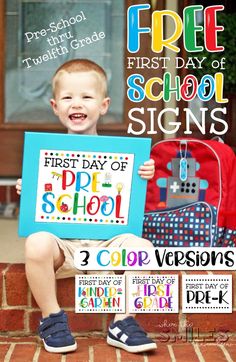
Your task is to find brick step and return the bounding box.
[1,264,236,337]
[1,336,236,362]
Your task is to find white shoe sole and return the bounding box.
[107,336,157,353]
[43,339,77,353]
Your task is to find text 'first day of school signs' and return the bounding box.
[18,132,151,239]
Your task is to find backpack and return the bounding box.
[143,138,236,247]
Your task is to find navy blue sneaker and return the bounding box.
[38,310,77,353]
[107,317,157,353]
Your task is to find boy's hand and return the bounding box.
[16,178,22,195]
[138,159,155,180]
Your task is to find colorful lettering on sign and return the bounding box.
[127,72,228,103]
[35,150,134,225]
[75,275,126,313]
[127,5,224,53]
[128,275,179,313]
[96,249,150,267]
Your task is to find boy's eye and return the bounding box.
[84,96,92,99]
[62,96,72,100]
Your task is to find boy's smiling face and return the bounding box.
[50,71,110,134]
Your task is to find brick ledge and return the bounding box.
[0,263,236,337]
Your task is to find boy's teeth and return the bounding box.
[70,113,86,120]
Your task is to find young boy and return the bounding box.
[16,59,156,354]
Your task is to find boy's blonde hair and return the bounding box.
[52,58,108,97]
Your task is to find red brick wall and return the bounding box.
[0,264,235,337]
